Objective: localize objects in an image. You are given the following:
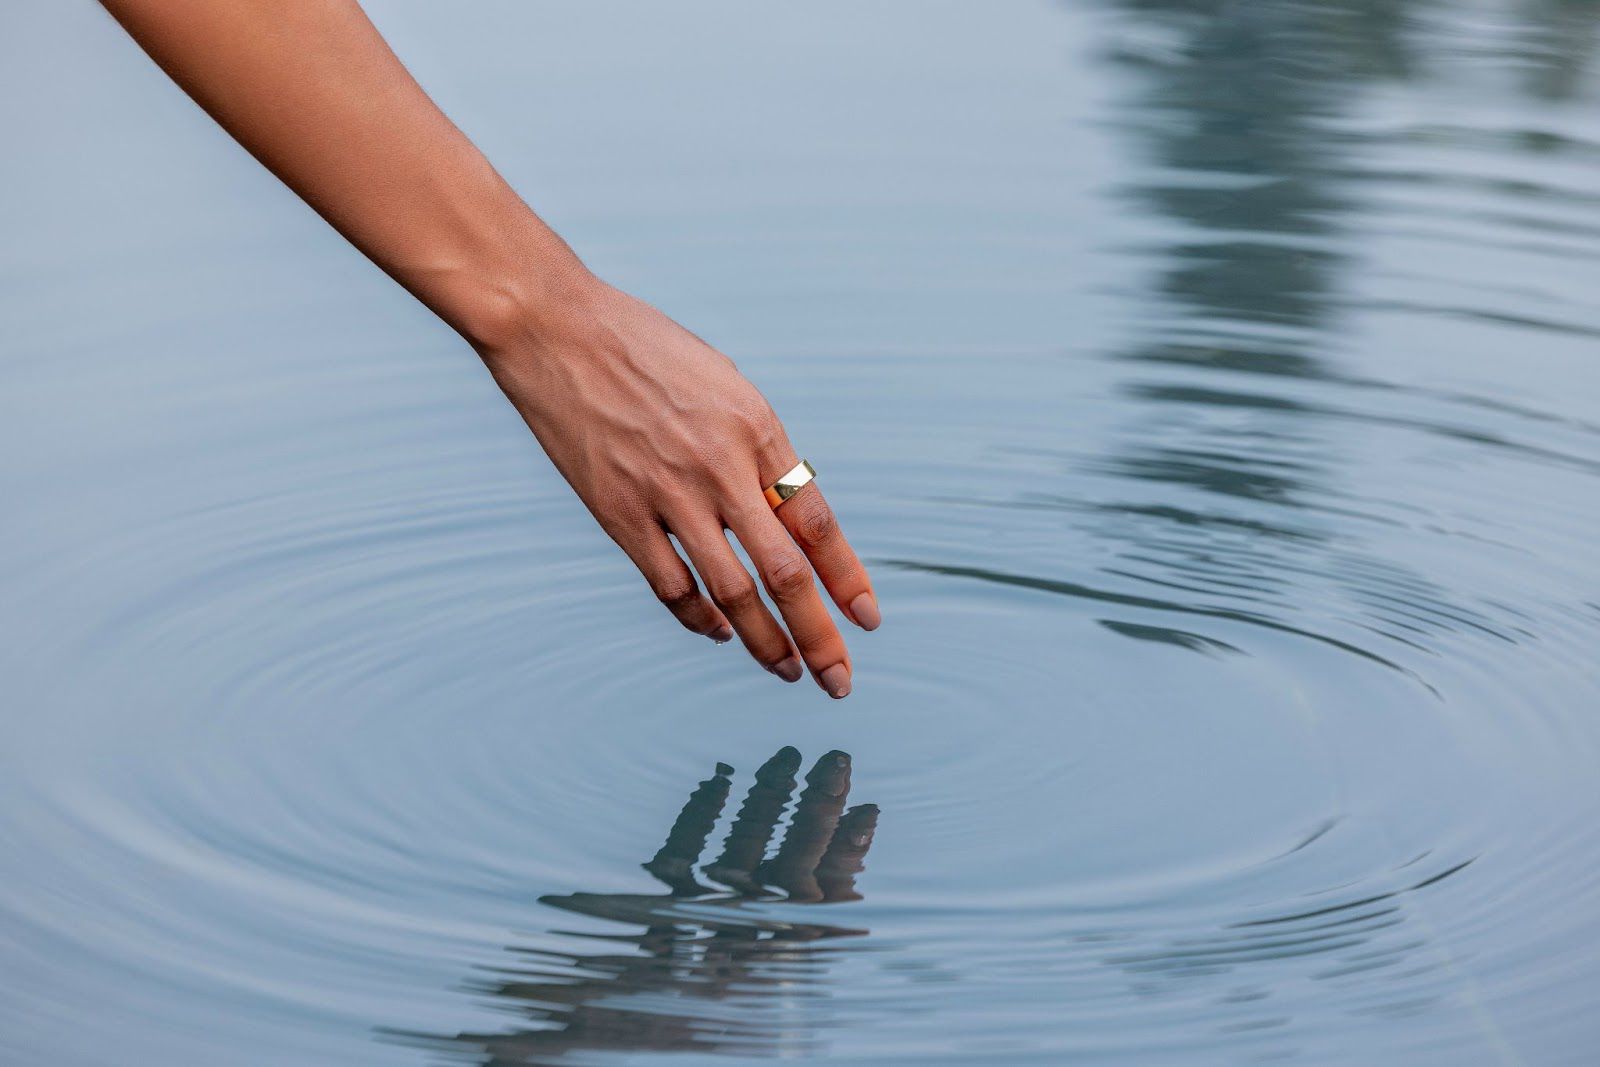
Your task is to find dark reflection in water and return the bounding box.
[1092,0,1475,612]
[1092,0,1600,646]
[1104,0,1598,365]
[905,0,1600,678]
[1109,1,1372,356]
[1520,0,1600,102]
[394,750,877,1065]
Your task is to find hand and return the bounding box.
[478,280,880,698]
[95,0,875,694]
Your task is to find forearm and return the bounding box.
[99,0,590,349]
[102,0,878,696]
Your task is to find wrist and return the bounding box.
[447,255,606,359]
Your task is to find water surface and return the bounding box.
[3,1,1599,1064]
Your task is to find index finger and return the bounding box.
[641,762,732,896]
[774,482,879,631]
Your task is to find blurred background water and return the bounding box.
[3,1,1599,1064]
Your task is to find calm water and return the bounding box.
[3,1,1599,1064]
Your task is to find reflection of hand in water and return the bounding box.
[641,746,876,902]
[394,749,878,1064]
[543,746,877,931]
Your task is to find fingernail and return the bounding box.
[769,655,803,683]
[709,624,734,644]
[848,592,881,631]
[820,663,851,699]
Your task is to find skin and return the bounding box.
[98,0,879,697]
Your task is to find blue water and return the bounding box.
[3,1,1599,1064]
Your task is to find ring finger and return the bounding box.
[726,503,852,698]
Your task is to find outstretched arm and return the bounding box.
[99,0,878,697]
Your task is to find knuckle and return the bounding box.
[732,390,773,427]
[751,422,782,456]
[710,574,760,612]
[763,553,813,599]
[793,496,838,548]
[736,397,781,446]
[652,579,701,615]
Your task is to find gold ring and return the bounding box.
[763,459,816,509]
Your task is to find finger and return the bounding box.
[773,482,879,632]
[614,523,732,642]
[672,519,801,682]
[727,504,853,699]
[815,803,879,902]
[641,762,733,896]
[704,746,801,895]
[759,750,852,901]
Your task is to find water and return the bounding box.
[2,1,1598,1063]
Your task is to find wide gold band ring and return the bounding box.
[763,459,816,509]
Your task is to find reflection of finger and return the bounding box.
[760,750,852,902]
[817,804,879,902]
[642,762,732,896]
[704,747,801,895]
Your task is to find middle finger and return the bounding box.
[671,518,801,683]
[726,502,853,699]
